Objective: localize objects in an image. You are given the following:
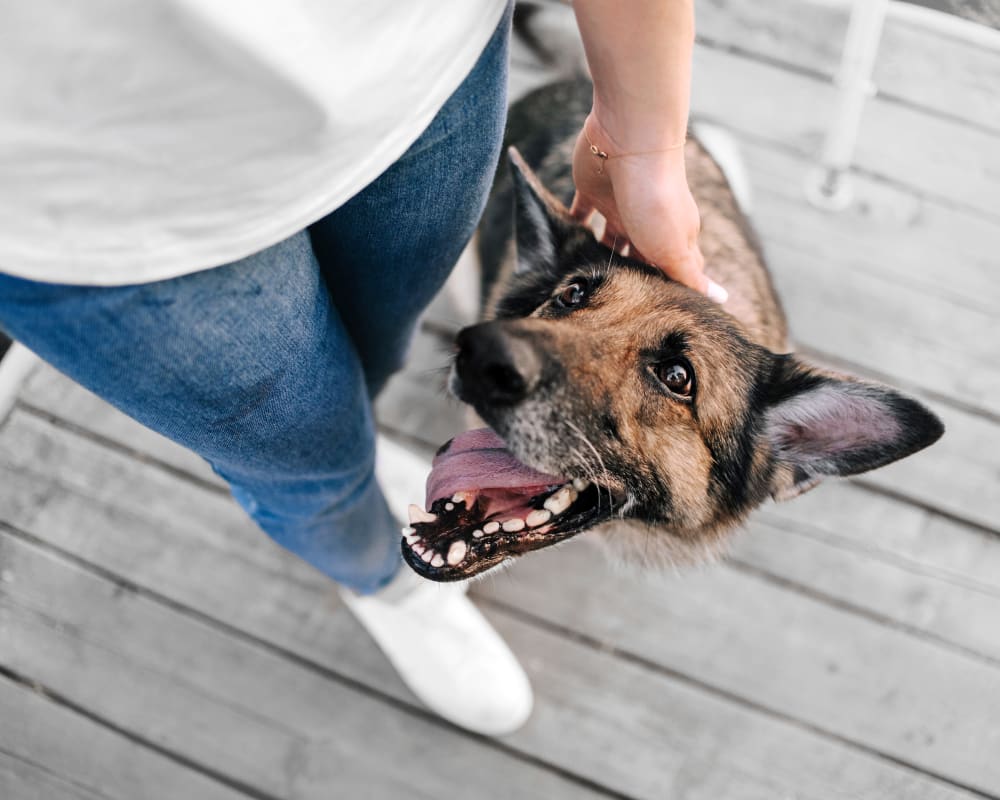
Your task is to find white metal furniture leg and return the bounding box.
[805,0,890,211]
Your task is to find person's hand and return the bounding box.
[570,114,728,303]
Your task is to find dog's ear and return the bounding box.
[508,146,574,274]
[764,356,944,500]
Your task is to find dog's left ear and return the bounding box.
[765,356,944,500]
[508,146,575,274]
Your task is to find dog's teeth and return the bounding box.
[431,554,445,568]
[447,540,468,565]
[526,509,552,527]
[472,529,485,538]
[544,486,577,515]
[412,542,426,556]
[572,478,590,492]
[403,527,421,545]
[445,502,455,511]
[483,521,500,534]
[451,491,474,506]
[420,548,434,563]
[408,504,437,525]
[502,518,525,532]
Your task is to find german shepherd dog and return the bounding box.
[401,77,943,581]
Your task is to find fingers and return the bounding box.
[570,128,728,304]
[588,220,727,304]
[705,279,729,304]
[647,243,727,304]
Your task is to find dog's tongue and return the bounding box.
[426,428,565,507]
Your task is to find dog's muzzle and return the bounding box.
[453,321,545,408]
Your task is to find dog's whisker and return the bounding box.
[570,447,603,512]
[566,419,613,513]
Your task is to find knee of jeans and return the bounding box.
[218,439,379,541]
[190,358,374,484]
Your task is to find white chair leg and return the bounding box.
[806,0,891,211]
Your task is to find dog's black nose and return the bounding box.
[454,322,543,407]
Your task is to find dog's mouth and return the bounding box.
[401,428,620,581]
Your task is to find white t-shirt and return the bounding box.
[0,0,507,286]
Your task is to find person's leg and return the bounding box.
[309,2,512,399]
[0,4,531,733]
[0,5,513,598]
[0,234,399,595]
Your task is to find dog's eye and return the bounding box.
[655,360,693,397]
[554,280,588,309]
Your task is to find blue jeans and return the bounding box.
[0,7,510,594]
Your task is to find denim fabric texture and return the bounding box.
[0,6,511,594]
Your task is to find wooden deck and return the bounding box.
[3,2,1000,798]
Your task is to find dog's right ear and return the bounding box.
[508,146,574,274]
[764,355,944,501]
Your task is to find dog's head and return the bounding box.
[402,149,943,581]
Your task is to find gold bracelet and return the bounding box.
[585,132,687,174]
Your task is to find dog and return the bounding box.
[401,77,943,582]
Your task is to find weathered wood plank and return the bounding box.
[486,609,982,800]
[758,480,1000,595]
[0,418,987,800]
[478,542,1000,796]
[766,239,999,416]
[741,139,999,319]
[690,40,1000,219]
[734,522,1000,663]
[0,534,611,800]
[696,0,1000,132]
[18,364,222,487]
[0,676,250,800]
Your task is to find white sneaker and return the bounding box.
[340,568,534,736]
[340,434,533,735]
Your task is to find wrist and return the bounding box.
[583,113,688,175]
[585,91,688,153]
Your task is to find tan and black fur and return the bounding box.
[432,77,943,575]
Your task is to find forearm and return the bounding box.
[572,0,694,151]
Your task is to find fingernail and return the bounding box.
[706,279,728,304]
